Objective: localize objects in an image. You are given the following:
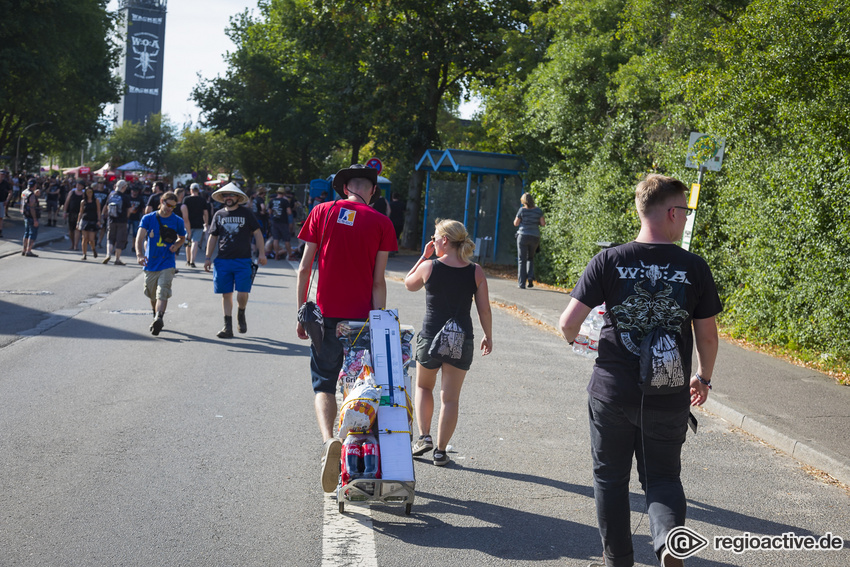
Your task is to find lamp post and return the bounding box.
[15,121,52,173]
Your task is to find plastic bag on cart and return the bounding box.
[338,372,380,438]
[337,321,372,397]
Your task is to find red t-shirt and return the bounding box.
[298,199,398,319]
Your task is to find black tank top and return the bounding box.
[421,260,477,338]
[82,199,99,221]
[67,191,83,215]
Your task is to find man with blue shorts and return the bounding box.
[205,183,267,339]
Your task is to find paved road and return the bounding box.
[0,240,847,566]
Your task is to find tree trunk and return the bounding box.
[401,161,425,250]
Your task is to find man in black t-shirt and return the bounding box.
[145,181,165,215]
[204,183,266,338]
[126,185,145,254]
[559,174,721,567]
[180,183,210,268]
[92,180,109,248]
[268,186,293,260]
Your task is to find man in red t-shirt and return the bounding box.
[296,164,397,492]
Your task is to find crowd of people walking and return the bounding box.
[2,171,307,265]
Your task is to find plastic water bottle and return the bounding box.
[573,320,591,356]
[586,304,606,359]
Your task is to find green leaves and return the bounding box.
[480,0,850,365]
[0,0,122,163]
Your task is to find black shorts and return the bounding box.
[415,332,475,371]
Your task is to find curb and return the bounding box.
[0,233,67,260]
[702,399,850,486]
[493,293,850,487]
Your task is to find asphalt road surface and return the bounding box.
[1,242,847,566]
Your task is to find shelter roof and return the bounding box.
[415,149,527,176]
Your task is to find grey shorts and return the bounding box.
[108,221,128,249]
[188,228,205,243]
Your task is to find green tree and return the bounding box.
[194,0,532,246]
[166,128,238,181]
[107,114,177,175]
[0,0,121,166]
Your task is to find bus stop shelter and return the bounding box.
[415,149,527,264]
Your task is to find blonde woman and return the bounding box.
[404,219,493,466]
[513,192,545,288]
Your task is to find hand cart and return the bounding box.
[334,310,416,515]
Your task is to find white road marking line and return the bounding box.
[322,494,377,567]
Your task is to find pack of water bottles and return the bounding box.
[572,303,607,359]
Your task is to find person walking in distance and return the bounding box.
[268,186,293,260]
[181,183,209,268]
[559,174,721,567]
[204,183,267,338]
[77,184,101,261]
[20,179,41,257]
[0,170,10,237]
[295,165,397,492]
[136,192,186,336]
[63,180,85,251]
[102,180,131,265]
[404,219,493,466]
[144,181,166,215]
[127,184,145,254]
[92,180,109,249]
[513,191,545,289]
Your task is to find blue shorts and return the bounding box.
[23,218,39,240]
[213,257,253,294]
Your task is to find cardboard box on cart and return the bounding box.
[369,310,415,482]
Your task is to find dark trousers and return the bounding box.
[587,395,689,566]
[516,234,539,286]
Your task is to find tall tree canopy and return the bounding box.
[194,0,531,246]
[0,0,121,167]
[478,0,850,366]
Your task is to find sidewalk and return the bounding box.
[385,252,850,486]
[0,207,70,260]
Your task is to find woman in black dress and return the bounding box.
[76,185,101,260]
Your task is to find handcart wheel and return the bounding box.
[339,501,345,514]
[404,503,412,515]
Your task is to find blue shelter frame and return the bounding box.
[415,149,527,263]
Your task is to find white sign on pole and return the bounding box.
[681,211,697,251]
[685,132,726,171]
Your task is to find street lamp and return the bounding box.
[15,121,52,173]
